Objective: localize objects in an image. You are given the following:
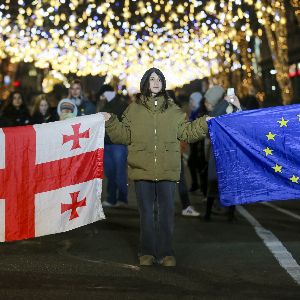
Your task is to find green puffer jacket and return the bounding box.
[105,95,208,181]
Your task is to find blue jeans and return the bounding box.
[135,180,176,259]
[104,144,128,205]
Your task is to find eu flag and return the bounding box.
[208,104,300,206]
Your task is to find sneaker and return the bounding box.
[139,255,155,266]
[102,201,116,208]
[161,256,176,267]
[182,206,200,217]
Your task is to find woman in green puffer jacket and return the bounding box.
[103,68,210,267]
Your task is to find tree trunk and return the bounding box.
[259,0,294,104]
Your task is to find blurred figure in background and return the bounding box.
[57,98,78,121]
[188,92,202,192]
[68,79,96,116]
[204,86,241,222]
[241,87,260,110]
[168,90,200,217]
[0,91,31,127]
[188,92,208,197]
[97,84,129,208]
[31,94,56,124]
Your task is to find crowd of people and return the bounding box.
[0,79,97,127]
[0,69,259,267]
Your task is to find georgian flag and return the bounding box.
[0,113,105,242]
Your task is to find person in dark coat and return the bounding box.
[188,92,203,192]
[0,91,31,127]
[167,90,200,217]
[68,79,96,116]
[203,86,242,222]
[31,94,56,124]
[187,92,208,196]
[97,84,129,208]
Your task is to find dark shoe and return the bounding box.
[139,255,155,266]
[161,256,176,267]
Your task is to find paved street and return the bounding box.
[0,180,300,299]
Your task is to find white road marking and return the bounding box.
[261,202,300,221]
[237,206,300,285]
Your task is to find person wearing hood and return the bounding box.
[97,84,129,208]
[203,86,242,222]
[57,98,78,121]
[102,68,211,267]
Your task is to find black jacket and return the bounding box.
[0,106,31,127]
[31,112,56,124]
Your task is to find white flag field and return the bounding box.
[0,113,106,242]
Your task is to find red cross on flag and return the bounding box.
[0,113,105,242]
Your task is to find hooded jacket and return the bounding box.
[105,95,208,181]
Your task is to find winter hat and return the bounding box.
[97,84,114,97]
[57,98,78,118]
[189,92,203,110]
[140,68,166,94]
[204,86,225,106]
[60,102,75,112]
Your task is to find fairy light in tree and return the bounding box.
[290,0,300,25]
[0,0,293,97]
[251,0,293,104]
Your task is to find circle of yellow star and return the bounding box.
[263,147,273,156]
[272,164,282,173]
[266,132,277,141]
[289,175,299,184]
[277,117,289,127]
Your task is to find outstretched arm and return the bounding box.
[177,113,209,143]
[104,109,131,145]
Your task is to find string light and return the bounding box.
[252,0,293,104]
[0,0,291,98]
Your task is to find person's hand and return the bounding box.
[206,116,214,122]
[101,112,111,121]
[224,95,241,110]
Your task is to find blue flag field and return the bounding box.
[208,104,300,206]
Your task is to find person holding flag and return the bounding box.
[202,86,242,222]
[102,68,211,267]
[208,98,300,207]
